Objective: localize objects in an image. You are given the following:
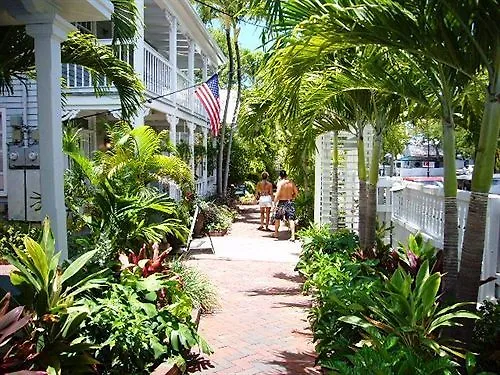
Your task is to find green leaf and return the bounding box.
[24,237,49,286]
[61,249,98,284]
[419,273,441,314]
[338,315,373,329]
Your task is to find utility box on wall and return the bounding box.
[7,121,41,222]
[7,169,40,221]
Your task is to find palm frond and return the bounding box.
[62,32,144,120]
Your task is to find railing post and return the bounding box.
[202,127,208,196]
[188,122,195,177]
[202,55,208,81]
[167,114,179,199]
[168,12,178,107]
[188,38,195,111]
[132,0,145,127]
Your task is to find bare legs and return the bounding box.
[265,207,271,229]
[289,220,295,241]
[274,218,295,240]
[259,207,265,229]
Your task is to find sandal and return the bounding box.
[258,226,264,230]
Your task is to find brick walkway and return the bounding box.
[188,206,320,375]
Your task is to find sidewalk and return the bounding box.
[188,205,320,375]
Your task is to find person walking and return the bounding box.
[273,170,298,241]
[255,171,274,231]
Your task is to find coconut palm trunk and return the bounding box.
[331,131,340,229]
[217,20,234,197]
[441,112,459,299]
[365,126,382,250]
[223,26,242,196]
[356,128,368,249]
[457,46,500,304]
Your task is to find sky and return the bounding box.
[238,23,264,51]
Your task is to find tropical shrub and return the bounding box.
[396,233,439,276]
[199,201,235,233]
[64,124,190,260]
[297,226,359,272]
[0,220,40,259]
[306,253,381,365]
[5,219,105,373]
[325,337,459,374]
[239,192,256,205]
[298,228,480,373]
[119,242,171,277]
[294,190,314,228]
[473,301,500,372]
[82,271,211,374]
[0,293,40,374]
[170,257,219,313]
[340,261,478,358]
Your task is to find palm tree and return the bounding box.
[63,123,192,252]
[195,1,242,197]
[65,122,193,195]
[257,0,499,302]
[0,0,144,119]
[223,24,243,195]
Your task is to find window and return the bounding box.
[0,108,6,195]
[96,21,113,39]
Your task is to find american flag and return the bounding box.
[195,74,221,136]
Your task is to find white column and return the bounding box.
[202,127,208,196]
[187,122,195,176]
[132,0,145,127]
[26,15,75,260]
[167,114,179,198]
[188,39,195,110]
[202,55,208,81]
[168,13,178,106]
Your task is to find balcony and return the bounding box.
[62,40,208,119]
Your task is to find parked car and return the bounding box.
[457,174,500,195]
[403,176,444,188]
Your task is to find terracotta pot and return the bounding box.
[207,229,228,237]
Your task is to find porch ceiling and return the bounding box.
[145,0,225,67]
[144,2,204,67]
[0,0,113,25]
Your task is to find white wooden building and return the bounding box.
[0,0,225,246]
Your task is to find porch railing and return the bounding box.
[176,71,190,109]
[144,43,173,98]
[62,39,133,89]
[62,40,208,120]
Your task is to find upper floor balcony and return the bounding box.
[62,39,210,119]
[62,0,225,121]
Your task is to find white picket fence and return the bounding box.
[379,178,500,301]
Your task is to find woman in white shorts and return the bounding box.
[256,172,274,231]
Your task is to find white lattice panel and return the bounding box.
[315,127,374,232]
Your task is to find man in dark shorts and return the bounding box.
[272,170,299,241]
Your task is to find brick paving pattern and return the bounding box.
[188,206,320,375]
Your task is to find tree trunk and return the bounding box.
[357,131,367,249]
[223,27,242,196]
[331,131,339,230]
[441,116,459,300]
[365,128,382,250]
[457,47,500,305]
[217,22,234,197]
